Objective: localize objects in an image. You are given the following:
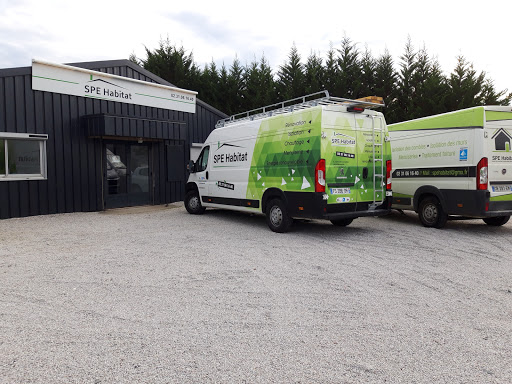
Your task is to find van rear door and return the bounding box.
[353,112,386,205]
[485,110,512,199]
[321,109,359,210]
[322,108,387,208]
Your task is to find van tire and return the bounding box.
[185,190,205,215]
[330,218,354,227]
[266,198,292,233]
[418,196,447,228]
[483,215,510,226]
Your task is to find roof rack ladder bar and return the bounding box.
[371,115,385,206]
[215,90,384,128]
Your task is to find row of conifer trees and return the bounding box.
[130,36,510,124]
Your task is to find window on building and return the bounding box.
[0,139,5,175]
[0,133,48,180]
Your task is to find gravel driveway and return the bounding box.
[1,204,511,383]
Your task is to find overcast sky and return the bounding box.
[1,0,510,98]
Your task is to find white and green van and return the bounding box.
[185,92,392,232]
[389,106,512,228]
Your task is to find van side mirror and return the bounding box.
[188,160,195,173]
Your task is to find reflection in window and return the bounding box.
[0,139,5,174]
[8,140,41,174]
[201,147,209,170]
[0,135,47,180]
[197,146,209,172]
[106,148,127,176]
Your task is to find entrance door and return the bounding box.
[105,142,151,208]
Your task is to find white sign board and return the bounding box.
[32,59,197,113]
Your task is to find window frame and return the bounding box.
[0,133,48,181]
[196,146,210,173]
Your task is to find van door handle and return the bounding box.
[363,167,368,179]
[206,171,209,180]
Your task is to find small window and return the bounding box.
[0,133,48,181]
[8,140,41,174]
[0,139,5,175]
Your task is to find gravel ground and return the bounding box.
[1,204,512,383]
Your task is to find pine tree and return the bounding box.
[359,46,376,98]
[200,60,221,110]
[276,44,305,101]
[218,63,230,113]
[480,78,511,106]
[336,36,361,98]
[408,46,431,119]
[395,37,418,122]
[257,54,277,107]
[447,55,486,110]
[242,55,276,112]
[420,58,450,117]
[226,57,245,115]
[141,38,201,90]
[375,49,398,123]
[304,50,325,95]
[242,58,260,111]
[128,52,139,65]
[324,43,339,96]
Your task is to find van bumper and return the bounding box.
[284,191,392,220]
[441,189,512,218]
[486,200,512,217]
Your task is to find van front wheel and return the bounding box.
[266,198,292,233]
[419,196,447,228]
[483,216,510,226]
[185,190,205,215]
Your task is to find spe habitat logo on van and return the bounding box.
[213,142,248,164]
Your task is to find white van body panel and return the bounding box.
[187,102,392,222]
[389,106,512,219]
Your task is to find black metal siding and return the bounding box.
[0,60,226,219]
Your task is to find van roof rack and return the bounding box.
[216,91,385,128]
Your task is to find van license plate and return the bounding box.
[491,185,512,192]
[330,188,351,195]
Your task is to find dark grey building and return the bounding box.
[0,59,226,219]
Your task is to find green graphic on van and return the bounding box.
[321,115,387,204]
[246,110,321,200]
[246,109,389,205]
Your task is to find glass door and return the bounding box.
[105,142,151,208]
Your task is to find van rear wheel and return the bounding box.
[418,196,447,228]
[483,216,510,226]
[330,218,354,227]
[185,190,205,215]
[266,198,292,233]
